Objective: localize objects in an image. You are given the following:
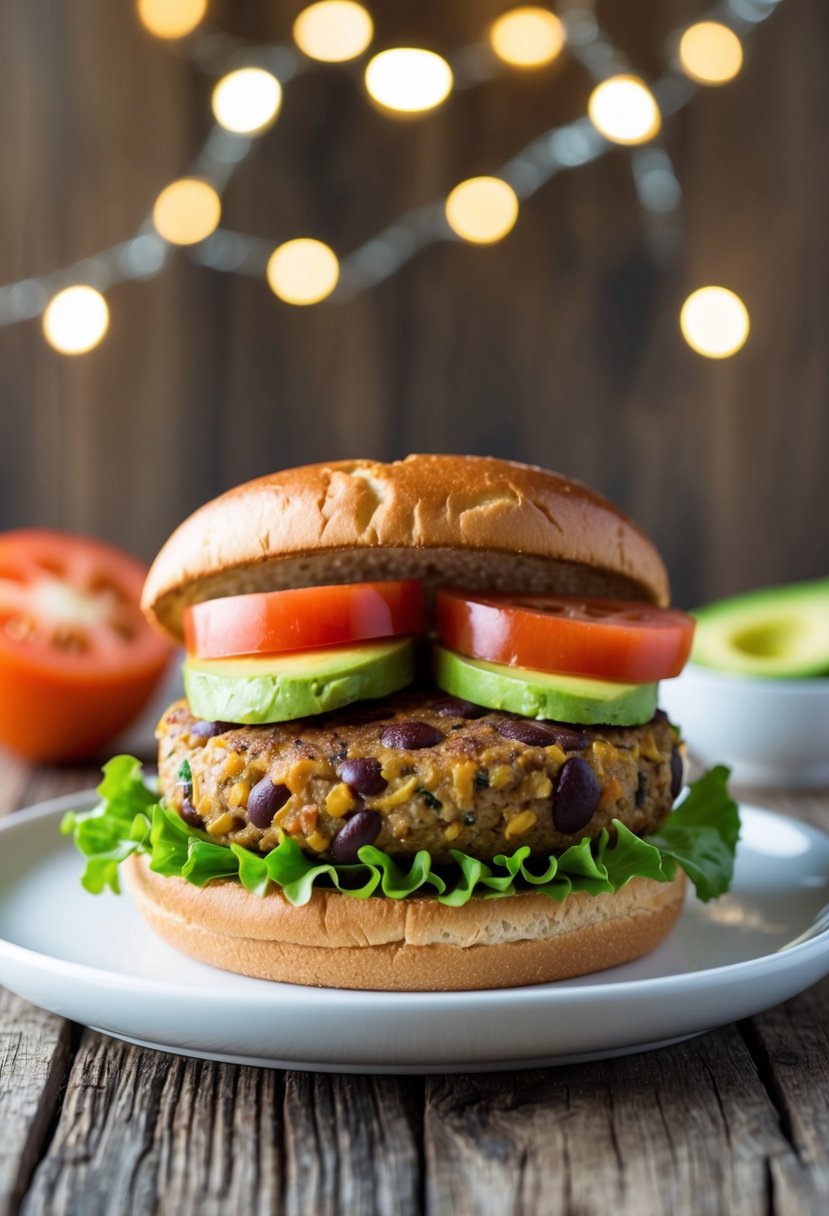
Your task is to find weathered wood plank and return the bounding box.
[283,1071,422,1216]
[423,1020,823,1216]
[0,989,74,1216]
[21,1031,284,1216]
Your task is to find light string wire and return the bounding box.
[0,0,784,346]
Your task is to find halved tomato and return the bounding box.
[184,580,426,659]
[436,589,695,684]
[0,530,173,762]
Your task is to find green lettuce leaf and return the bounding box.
[62,756,739,907]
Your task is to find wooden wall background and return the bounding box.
[0,0,827,607]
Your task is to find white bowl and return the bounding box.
[660,664,829,788]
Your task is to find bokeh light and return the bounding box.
[489,7,566,69]
[588,75,661,145]
[679,22,744,86]
[364,49,453,114]
[152,179,221,245]
[266,239,340,305]
[680,287,750,358]
[445,177,519,244]
[137,0,207,40]
[211,68,282,135]
[42,287,109,355]
[293,1,373,63]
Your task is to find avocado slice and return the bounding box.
[433,645,658,726]
[692,578,829,678]
[183,638,415,724]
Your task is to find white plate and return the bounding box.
[1,794,828,1074]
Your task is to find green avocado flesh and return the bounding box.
[434,646,657,725]
[183,639,415,723]
[692,578,829,678]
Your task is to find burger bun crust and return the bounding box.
[124,855,686,991]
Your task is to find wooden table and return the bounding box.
[1,751,828,1216]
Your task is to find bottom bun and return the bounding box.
[124,855,687,991]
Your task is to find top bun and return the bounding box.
[142,455,669,642]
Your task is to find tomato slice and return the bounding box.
[184,580,426,659]
[436,589,695,684]
[0,530,173,762]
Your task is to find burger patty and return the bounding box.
[157,691,681,866]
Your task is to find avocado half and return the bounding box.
[692,578,829,678]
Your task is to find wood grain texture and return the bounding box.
[21,1034,284,1216]
[423,1021,824,1216]
[0,990,73,1216]
[283,1071,422,1216]
[0,0,827,608]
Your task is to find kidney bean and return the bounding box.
[432,697,487,719]
[180,798,204,830]
[381,722,444,750]
[553,758,601,834]
[497,719,589,750]
[337,757,387,796]
[247,777,290,829]
[190,720,235,739]
[652,708,669,725]
[670,749,684,801]
[331,810,382,863]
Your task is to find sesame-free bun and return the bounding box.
[142,455,669,642]
[124,855,685,991]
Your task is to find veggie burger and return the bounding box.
[65,455,739,991]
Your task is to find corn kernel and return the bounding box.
[640,732,662,762]
[524,771,552,799]
[227,780,250,808]
[207,812,235,836]
[221,751,245,778]
[489,764,513,790]
[543,744,566,766]
[306,830,330,853]
[286,758,331,795]
[196,795,212,817]
[452,761,477,807]
[444,822,462,842]
[373,775,418,811]
[504,810,537,840]
[325,782,357,818]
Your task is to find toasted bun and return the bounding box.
[124,856,686,991]
[142,455,669,642]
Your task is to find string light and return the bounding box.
[136,0,207,41]
[445,177,519,244]
[212,68,282,135]
[42,287,109,355]
[588,75,661,145]
[679,22,744,86]
[0,1,787,351]
[364,49,453,114]
[152,178,221,245]
[489,7,566,69]
[680,287,750,358]
[293,2,373,63]
[266,239,340,305]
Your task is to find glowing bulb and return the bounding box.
[212,68,282,135]
[42,286,109,355]
[364,49,453,115]
[293,1,373,63]
[588,75,661,145]
[680,287,750,358]
[445,177,519,244]
[152,178,221,245]
[489,7,565,69]
[679,22,743,86]
[266,239,339,305]
[137,0,207,40]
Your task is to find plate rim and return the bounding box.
[1,790,828,1011]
